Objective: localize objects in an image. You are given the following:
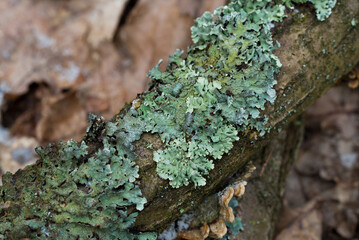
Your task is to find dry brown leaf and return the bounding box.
[276,209,322,240]
[0,133,39,184]
[335,209,358,239]
[279,83,359,240]
[0,0,129,142]
[0,0,127,95]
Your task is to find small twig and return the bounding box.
[259,150,272,177]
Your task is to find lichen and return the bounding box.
[0,0,336,238]
[285,0,337,21]
[0,116,156,239]
[141,0,336,188]
[143,1,283,187]
[309,0,337,21]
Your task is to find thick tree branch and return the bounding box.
[0,0,358,239]
[134,0,359,231]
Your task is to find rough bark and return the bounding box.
[0,0,359,238]
[232,116,305,240]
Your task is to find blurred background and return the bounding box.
[0,0,358,239]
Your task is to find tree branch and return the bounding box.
[135,0,359,231]
[0,0,358,239]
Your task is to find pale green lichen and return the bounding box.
[143,1,283,187]
[0,116,156,239]
[285,0,337,21]
[0,0,336,238]
[145,0,336,187]
[309,0,337,21]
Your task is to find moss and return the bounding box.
[0,0,336,239]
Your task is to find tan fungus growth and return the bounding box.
[233,181,247,197]
[178,180,249,239]
[348,69,359,79]
[348,79,359,89]
[348,68,359,89]
[219,187,235,223]
[177,223,209,240]
[209,219,227,239]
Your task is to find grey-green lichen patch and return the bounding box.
[143,1,283,188]
[285,0,337,21]
[309,0,337,21]
[0,0,336,239]
[0,115,156,239]
[141,0,336,188]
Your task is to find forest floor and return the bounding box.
[275,76,359,240]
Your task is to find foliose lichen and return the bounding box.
[283,0,337,21]
[0,0,336,239]
[308,0,337,21]
[142,0,335,188]
[0,114,157,239]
